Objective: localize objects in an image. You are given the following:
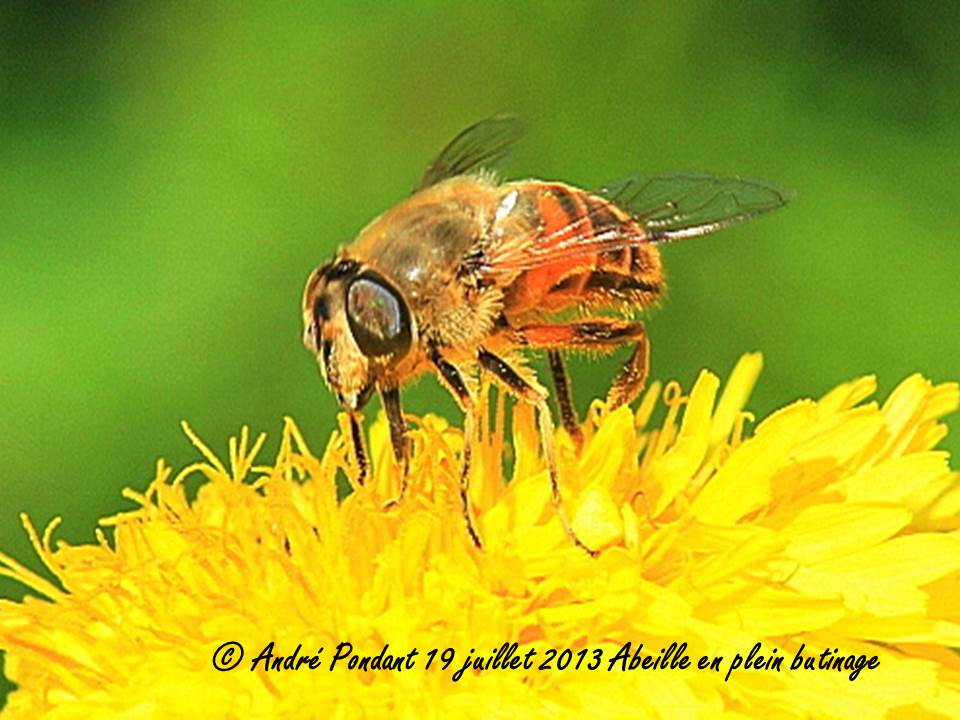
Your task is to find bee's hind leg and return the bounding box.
[516,319,649,411]
[547,350,584,449]
[605,327,649,410]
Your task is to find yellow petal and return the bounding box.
[782,504,911,564]
[571,485,623,549]
[690,400,817,525]
[649,369,719,516]
[709,352,763,446]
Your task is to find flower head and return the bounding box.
[2,354,960,718]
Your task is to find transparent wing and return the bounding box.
[479,173,791,278]
[418,116,525,190]
[600,173,792,241]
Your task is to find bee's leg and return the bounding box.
[547,350,584,449]
[606,328,649,410]
[428,346,483,550]
[346,410,369,486]
[342,382,375,487]
[380,385,411,509]
[477,348,597,556]
[515,319,649,409]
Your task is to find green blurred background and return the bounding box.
[2,1,959,703]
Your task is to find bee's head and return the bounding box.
[302,257,415,410]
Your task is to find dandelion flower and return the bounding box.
[2,353,960,718]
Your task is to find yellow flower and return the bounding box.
[2,354,960,718]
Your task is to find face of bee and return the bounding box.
[302,258,414,410]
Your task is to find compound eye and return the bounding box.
[346,272,411,358]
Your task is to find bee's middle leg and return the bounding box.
[476,348,597,556]
[428,346,483,549]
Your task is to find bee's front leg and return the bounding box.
[346,410,369,487]
[428,345,483,550]
[380,385,411,509]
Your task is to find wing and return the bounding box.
[479,174,791,277]
[417,116,525,191]
[601,173,792,241]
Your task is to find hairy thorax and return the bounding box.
[346,177,507,352]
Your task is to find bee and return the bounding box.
[302,117,789,553]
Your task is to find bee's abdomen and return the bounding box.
[520,182,662,310]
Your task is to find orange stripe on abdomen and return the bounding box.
[583,194,633,274]
[523,183,602,293]
[537,183,592,247]
[504,183,661,314]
